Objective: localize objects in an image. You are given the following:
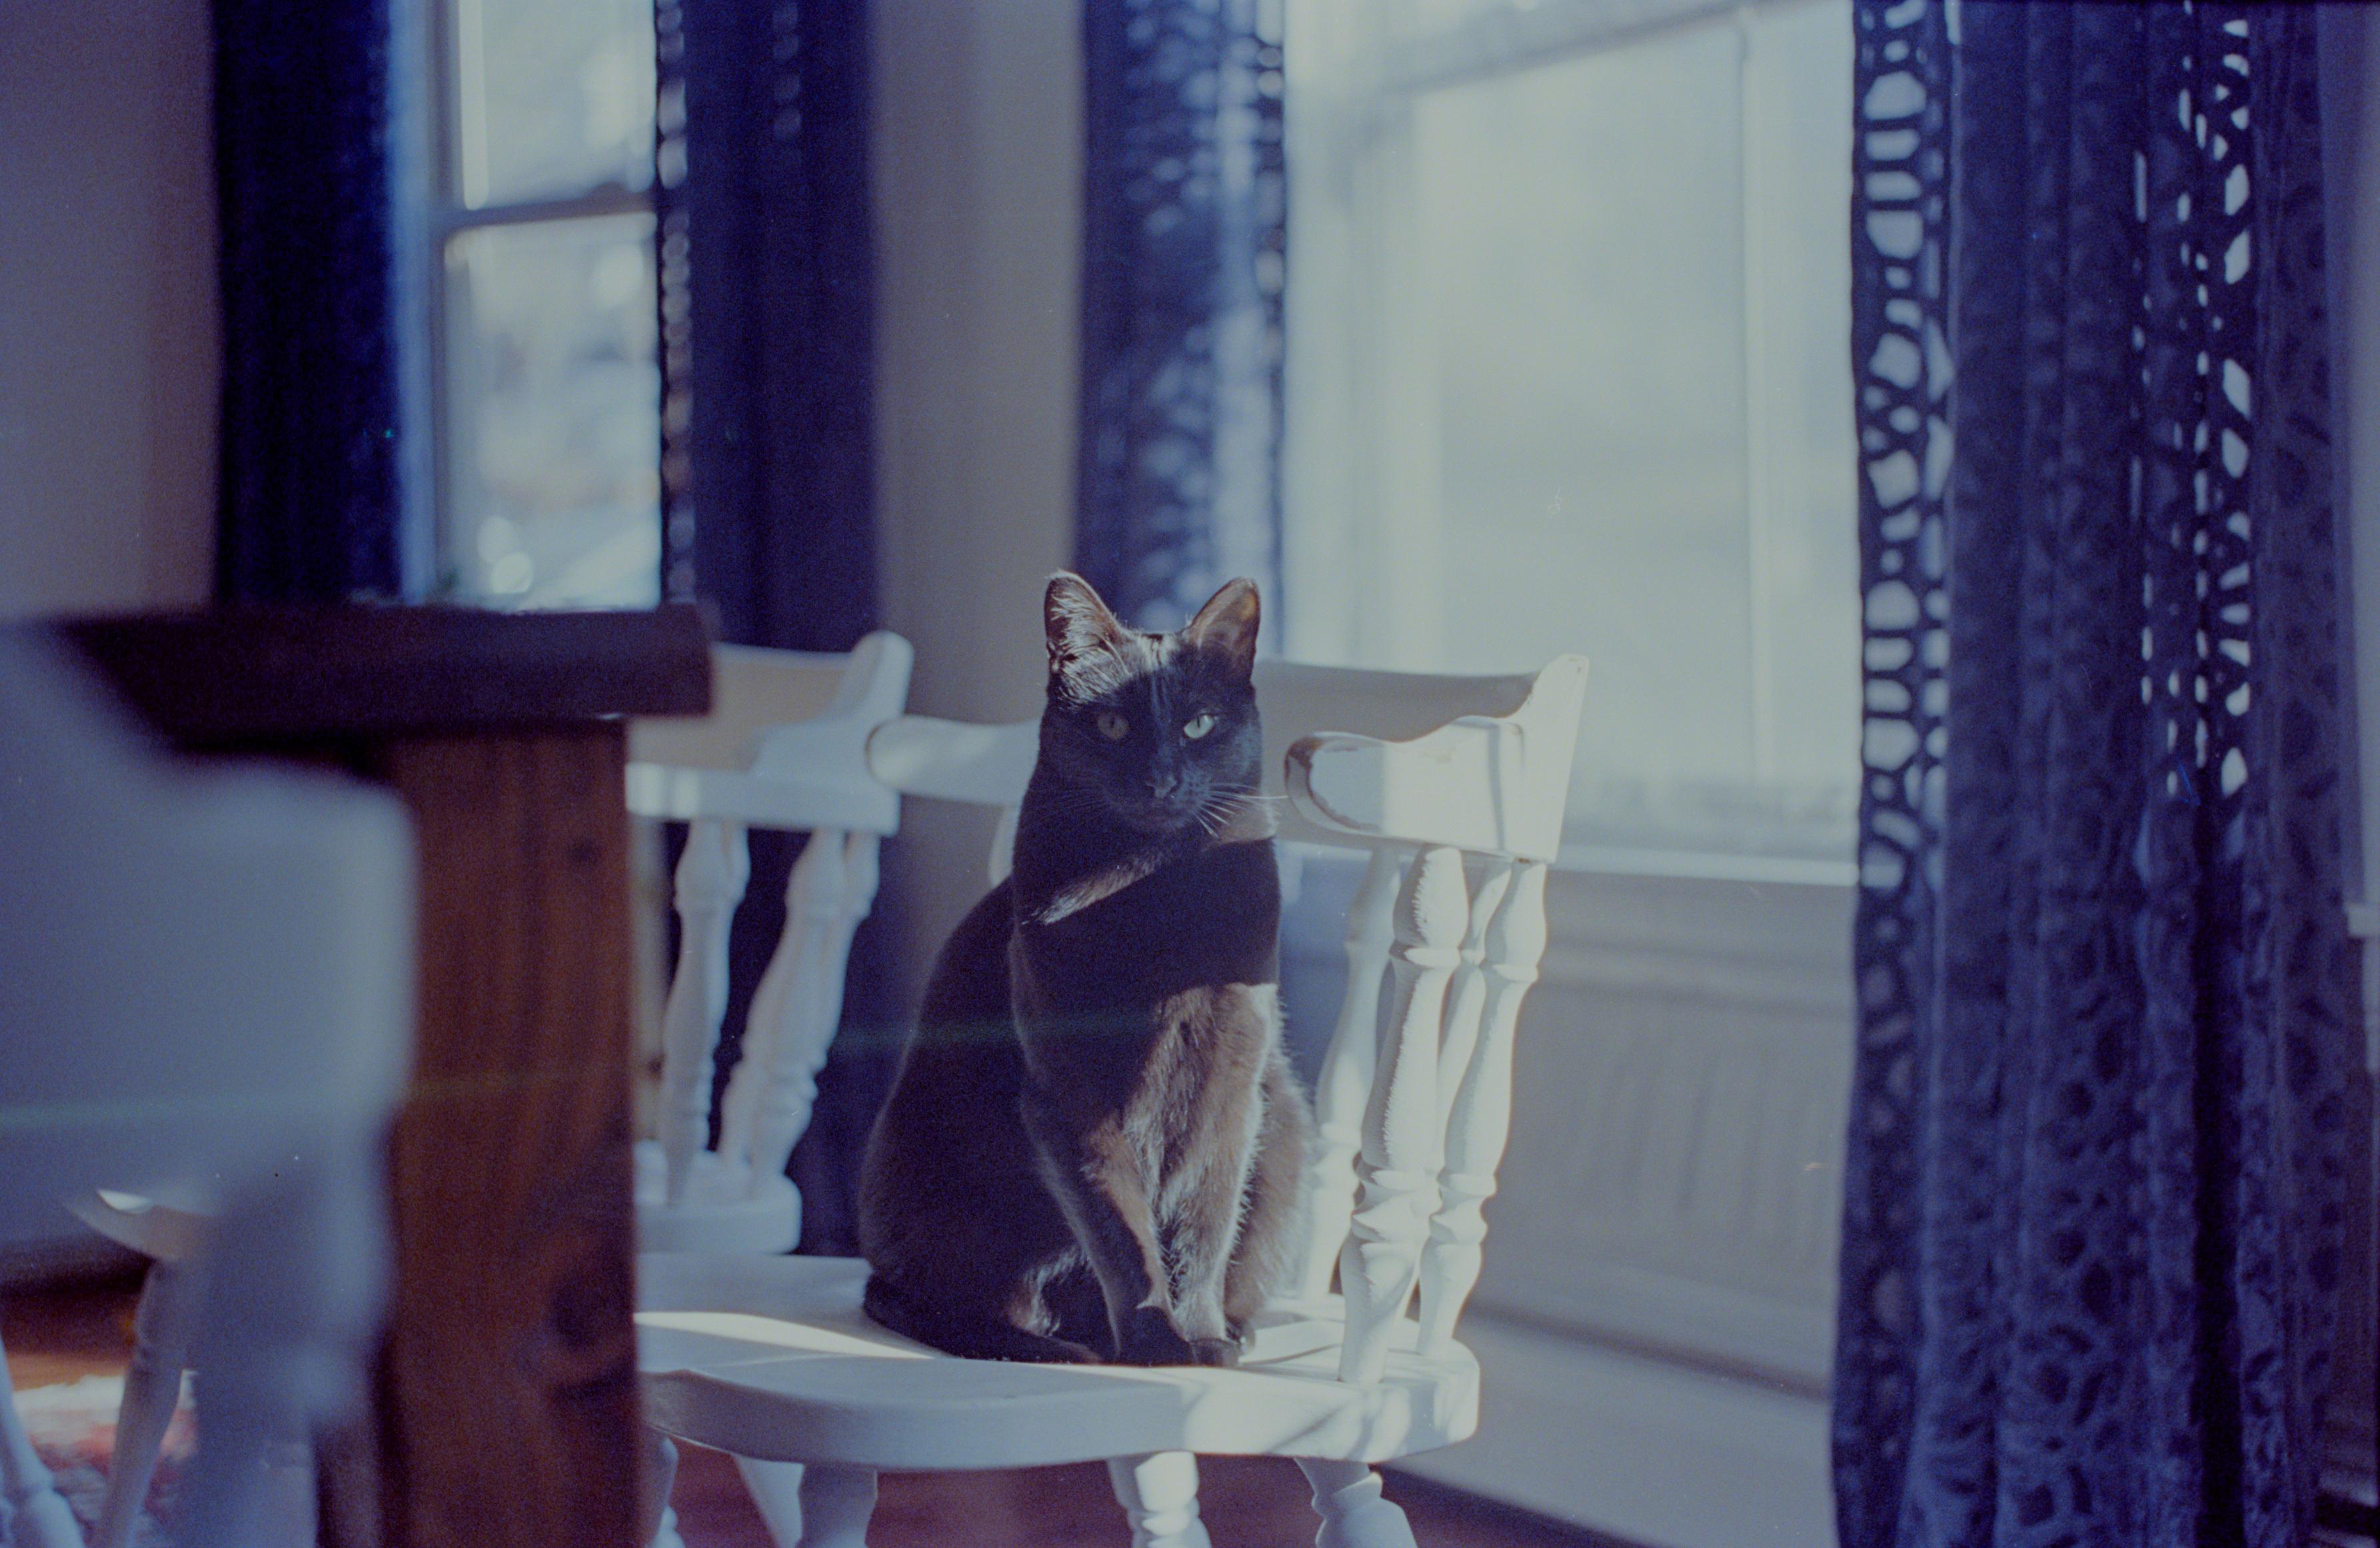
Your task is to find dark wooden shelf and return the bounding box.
[51,603,712,746]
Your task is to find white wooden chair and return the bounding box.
[622,634,912,1548]
[624,632,913,1257]
[635,654,1590,1548]
[56,1188,247,1548]
[0,632,415,1548]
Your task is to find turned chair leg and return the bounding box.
[732,1456,807,1546]
[735,1457,875,1548]
[1108,1451,1212,1548]
[794,1463,876,1547]
[0,1333,83,1548]
[258,1435,318,1548]
[93,1257,201,1548]
[642,1431,685,1548]
[1296,1459,1418,1548]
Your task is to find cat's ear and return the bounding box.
[1184,577,1260,680]
[1044,572,1129,683]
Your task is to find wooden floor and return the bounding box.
[5,1274,1613,1548]
[669,1443,1609,1547]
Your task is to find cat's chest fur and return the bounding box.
[1017,836,1279,1000]
[1008,836,1282,1126]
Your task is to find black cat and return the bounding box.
[859,572,1310,1366]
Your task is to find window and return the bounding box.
[1276,16,1863,1529]
[423,0,661,609]
[1282,0,1859,872]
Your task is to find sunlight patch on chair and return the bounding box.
[638,1310,933,1359]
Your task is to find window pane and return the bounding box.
[453,0,654,207]
[1286,2,1859,857]
[1412,27,1753,782]
[444,213,660,609]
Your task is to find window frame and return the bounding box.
[410,0,660,605]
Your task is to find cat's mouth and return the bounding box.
[1116,802,1194,833]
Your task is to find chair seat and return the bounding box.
[634,1142,802,1255]
[67,1184,219,1263]
[636,1253,1480,1473]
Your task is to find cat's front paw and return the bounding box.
[1115,1307,1202,1367]
[1186,1337,1240,1368]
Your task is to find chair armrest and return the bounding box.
[1282,655,1588,861]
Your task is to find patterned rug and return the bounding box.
[12,1374,190,1546]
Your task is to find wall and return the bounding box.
[0,0,219,621]
[870,0,1081,1012]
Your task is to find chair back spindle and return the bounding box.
[1290,844,1400,1301]
[656,818,751,1207]
[1337,843,1466,1383]
[1418,857,1546,1354]
[724,828,882,1183]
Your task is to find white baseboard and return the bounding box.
[1397,1311,1836,1548]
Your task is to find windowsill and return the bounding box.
[1280,836,1857,890]
[1554,843,1854,888]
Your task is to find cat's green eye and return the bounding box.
[1097,710,1131,742]
[1182,712,1217,740]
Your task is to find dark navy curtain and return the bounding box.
[655,0,884,1253]
[213,1,403,602]
[1076,0,1286,634]
[1836,5,2360,1547]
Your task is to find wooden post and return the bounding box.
[378,728,644,1548]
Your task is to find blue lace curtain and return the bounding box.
[654,0,876,646]
[1835,5,2359,1545]
[654,0,885,1253]
[1076,0,1286,632]
[213,0,403,602]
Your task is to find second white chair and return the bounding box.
[625,632,914,1257]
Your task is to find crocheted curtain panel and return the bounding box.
[213,0,403,602]
[652,0,886,1254]
[1076,0,1287,634]
[1835,5,2359,1545]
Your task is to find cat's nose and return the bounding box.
[1149,771,1180,799]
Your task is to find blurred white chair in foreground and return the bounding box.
[0,633,414,1548]
[636,654,1590,1548]
[55,633,914,1548]
[58,1188,222,1548]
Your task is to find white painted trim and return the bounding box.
[1557,843,1855,888]
[1378,0,1819,97]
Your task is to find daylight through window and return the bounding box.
[429,0,662,609]
[1283,0,1861,870]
